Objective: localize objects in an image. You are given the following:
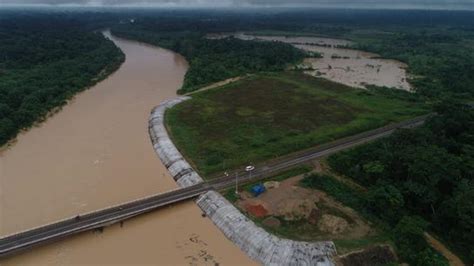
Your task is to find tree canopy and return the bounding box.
[328,101,474,263]
[111,25,305,93]
[0,14,124,146]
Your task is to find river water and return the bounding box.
[208,33,411,91]
[0,31,252,265]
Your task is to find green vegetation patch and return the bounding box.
[302,173,449,265]
[327,102,474,264]
[166,72,427,176]
[301,173,368,215]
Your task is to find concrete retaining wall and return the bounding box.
[149,97,337,266]
[197,191,336,265]
[148,96,203,187]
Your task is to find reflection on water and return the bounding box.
[0,31,253,265]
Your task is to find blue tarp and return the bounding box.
[251,184,266,196]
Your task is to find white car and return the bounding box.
[245,165,255,171]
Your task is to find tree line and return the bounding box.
[0,13,124,146]
[353,30,474,100]
[111,24,306,94]
[320,101,474,264]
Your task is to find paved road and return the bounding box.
[208,114,429,186]
[0,114,429,259]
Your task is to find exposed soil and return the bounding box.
[245,203,269,218]
[337,245,398,266]
[425,233,465,266]
[236,173,374,241]
[318,214,349,235]
[238,175,318,221]
[262,217,281,228]
[186,76,245,95]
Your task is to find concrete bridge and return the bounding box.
[0,114,428,259]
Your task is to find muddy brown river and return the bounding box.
[0,31,253,265]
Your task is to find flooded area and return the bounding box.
[213,33,353,47]
[209,32,411,91]
[298,45,411,91]
[0,31,253,265]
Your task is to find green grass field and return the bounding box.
[166,72,428,176]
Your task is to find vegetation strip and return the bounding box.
[326,102,474,264]
[111,26,306,94]
[302,173,450,265]
[149,97,338,265]
[166,72,428,176]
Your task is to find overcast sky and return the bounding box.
[1,0,473,10]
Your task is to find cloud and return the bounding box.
[1,0,473,10]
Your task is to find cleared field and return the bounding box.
[166,72,427,176]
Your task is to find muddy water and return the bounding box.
[210,32,411,91]
[297,44,411,91]
[0,31,253,265]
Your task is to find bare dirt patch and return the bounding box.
[318,214,349,235]
[262,217,281,228]
[336,245,398,266]
[238,175,318,221]
[235,174,375,242]
[425,233,464,266]
[186,76,245,95]
[244,203,268,218]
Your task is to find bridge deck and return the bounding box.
[0,184,207,257]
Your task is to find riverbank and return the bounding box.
[0,24,125,148]
[1,31,252,265]
[149,96,337,265]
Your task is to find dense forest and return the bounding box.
[108,9,474,99]
[0,13,124,146]
[317,101,474,264]
[351,30,474,99]
[111,24,305,93]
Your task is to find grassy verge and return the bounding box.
[334,234,393,255]
[166,71,428,176]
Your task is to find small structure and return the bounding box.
[251,184,266,196]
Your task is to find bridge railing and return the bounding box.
[0,183,205,243]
